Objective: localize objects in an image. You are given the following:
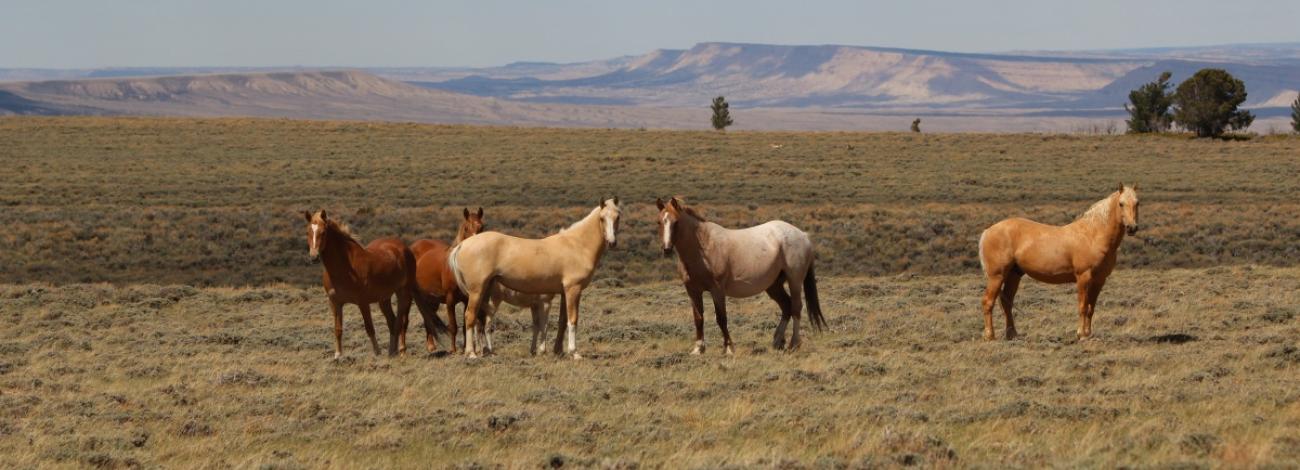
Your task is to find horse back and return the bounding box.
[363,237,413,287]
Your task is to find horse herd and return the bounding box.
[303,185,1140,360]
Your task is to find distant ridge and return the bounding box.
[3,42,1298,131]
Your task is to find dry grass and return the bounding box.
[2,117,1300,286]
[2,117,1299,467]
[0,266,1297,467]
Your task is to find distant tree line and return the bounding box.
[1125,68,1259,138]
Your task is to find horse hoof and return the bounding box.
[690,347,704,355]
[571,353,583,360]
[1005,330,1018,341]
[724,345,735,355]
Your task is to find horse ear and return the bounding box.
[463,208,470,220]
[656,197,665,210]
[613,197,619,206]
[319,210,327,221]
[669,197,682,211]
[599,199,605,208]
[1132,183,1138,191]
[476,207,483,218]
[1118,182,1125,192]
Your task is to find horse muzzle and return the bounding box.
[662,247,674,258]
[607,240,617,249]
[1126,226,1138,236]
[308,253,320,263]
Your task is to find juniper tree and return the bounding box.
[1291,92,1300,134]
[1124,71,1173,133]
[1172,68,1254,138]
[710,96,733,131]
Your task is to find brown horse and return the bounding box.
[303,210,425,359]
[978,184,1139,341]
[408,208,482,353]
[655,197,826,354]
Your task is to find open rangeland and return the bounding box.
[0,117,1298,467]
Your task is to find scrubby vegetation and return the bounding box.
[0,266,1297,467]
[2,117,1299,467]
[2,117,1299,287]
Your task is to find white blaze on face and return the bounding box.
[309,223,320,254]
[602,208,618,245]
[661,213,673,250]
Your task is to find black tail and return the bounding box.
[804,263,827,331]
[410,289,450,336]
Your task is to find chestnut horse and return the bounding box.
[408,208,482,353]
[655,197,826,354]
[978,184,1139,341]
[303,210,430,359]
[450,198,622,359]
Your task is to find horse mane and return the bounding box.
[1075,191,1118,224]
[672,198,707,222]
[325,219,360,243]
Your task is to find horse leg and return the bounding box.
[563,285,583,360]
[552,293,567,355]
[443,295,459,354]
[463,291,483,358]
[766,281,793,350]
[980,273,1004,341]
[330,300,345,360]
[1075,272,1093,341]
[710,290,735,355]
[412,293,440,352]
[1085,277,1106,338]
[482,301,495,356]
[359,303,382,356]
[687,288,706,355]
[536,299,552,356]
[1000,272,1023,340]
[383,296,407,356]
[786,277,805,352]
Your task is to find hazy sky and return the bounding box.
[2,0,1297,68]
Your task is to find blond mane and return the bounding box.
[1076,191,1118,224]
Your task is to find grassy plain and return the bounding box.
[0,267,1297,467]
[1,117,1299,286]
[0,117,1299,467]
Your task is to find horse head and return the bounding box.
[598,197,621,249]
[655,196,685,257]
[1118,183,1139,235]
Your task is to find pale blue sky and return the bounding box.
[2,0,1297,68]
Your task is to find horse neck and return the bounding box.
[672,212,714,266]
[1078,195,1125,251]
[560,208,607,260]
[320,226,366,277]
[452,224,472,245]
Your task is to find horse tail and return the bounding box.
[448,243,469,295]
[977,229,989,274]
[804,262,827,332]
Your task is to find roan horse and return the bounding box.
[978,184,1139,341]
[409,207,484,353]
[655,197,826,354]
[450,198,622,359]
[303,210,441,359]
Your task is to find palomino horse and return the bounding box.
[303,210,436,359]
[451,198,621,359]
[409,207,483,353]
[655,197,826,354]
[978,184,1139,341]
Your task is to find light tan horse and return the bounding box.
[978,184,1139,341]
[655,197,826,354]
[450,198,621,359]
